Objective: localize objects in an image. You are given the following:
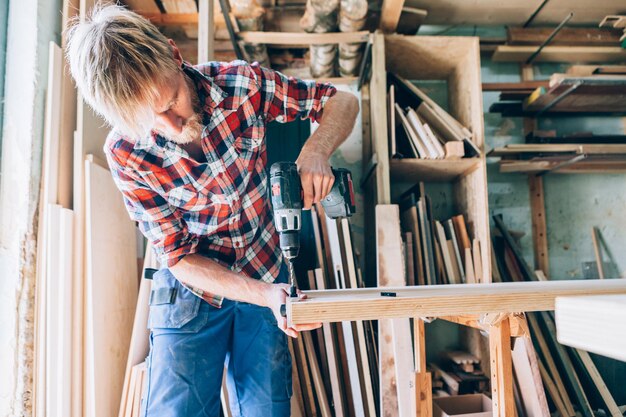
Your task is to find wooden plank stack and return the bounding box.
[492,215,622,417]
[287,204,379,417]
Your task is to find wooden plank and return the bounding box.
[489,317,515,417]
[413,319,432,417]
[575,349,621,417]
[492,45,626,63]
[35,42,64,417]
[293,335,317,417]
[400,205,424,286]
[491,144,626,155]
[391,318,416,417]
[537,360,570,417]
[57,208,74,417]
[85,159,138,417]
[324,217,365,417]
[591,227,605,279]
[482,81,550,91]
[528,176,549,277]
[238,30,370,45]
[511,335,550,417]
[286,278,626,325]
[118,244,156,417]
[556,294,626,362]
[288,339,305,417]
[376,205,406,417]
[379,0,406,33]
[507,27,624,46]
[303,332,332,417]
[338,219,376,417]
[314,269,345,417]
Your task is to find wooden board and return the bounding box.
[379,0,405,33]
[511,336,550,417]
[324,217,365,417]
[391,318,416,417]
[314,269,345,417]
[287,279,626,325]
[489,317,514,417]
[507,27,624,46]
[338,219,376,417]
[85,159,138,417]
[556,294,626,362]
[492,45,626,63]
[303,332,332,417]
[118,244,156,417]
[375,205,406,417]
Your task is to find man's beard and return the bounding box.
[158,112,203,145]
[156,75,203,145]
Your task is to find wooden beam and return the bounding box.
[286,279,626,325]
[379,0,405,33]
[492,45,626,63]
[490,144,626,155]
[528,175,549,277]
[489,317,515,417]
[237,30,370,45]
[413,319,432,417]
[556,294,626,362]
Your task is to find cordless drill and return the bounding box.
[270,161,356,300]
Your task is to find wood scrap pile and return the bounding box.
[492,215,623,417]
[389,73,479,161]
[488,144,626,174]
[430,352,489,397]
[488,65,626,116]
[288,204,378,417]
[398,183,485,286]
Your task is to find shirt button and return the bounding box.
[234,242,241,248]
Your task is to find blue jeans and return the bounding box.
[141,264,292,417]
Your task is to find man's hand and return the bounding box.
[264,283,322,338]
[295,150,335,210]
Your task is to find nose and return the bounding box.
[156,111,184,134]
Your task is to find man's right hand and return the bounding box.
[264,283,322,338]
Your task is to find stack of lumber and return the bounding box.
[389,73,478,161]
[492,27,626,63]
[34,3,144,417]
[288,204,378,417]
[492,215,623,417]
[489,66,626,116]
[488,144,626,174]
[398,183,484,287]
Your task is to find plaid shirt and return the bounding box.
[104,60,337,306]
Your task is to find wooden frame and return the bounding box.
[286,279,626,325]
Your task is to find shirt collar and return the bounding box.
[133,61,227,151]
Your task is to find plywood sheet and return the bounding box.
[85,159,138,417]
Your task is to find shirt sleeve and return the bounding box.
[105,151,200,268]
[250,62,338,124]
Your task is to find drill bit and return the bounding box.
[286,257,297,297]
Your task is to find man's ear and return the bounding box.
[168,39,184,67]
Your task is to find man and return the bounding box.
[66,4,359,417]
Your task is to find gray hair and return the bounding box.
[65,3,180,138]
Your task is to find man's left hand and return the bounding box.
[295,150,335,209]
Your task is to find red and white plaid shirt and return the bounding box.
[104,60,337,306]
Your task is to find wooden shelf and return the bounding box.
[390,158,480,182]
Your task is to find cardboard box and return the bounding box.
[433,393,492,417]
